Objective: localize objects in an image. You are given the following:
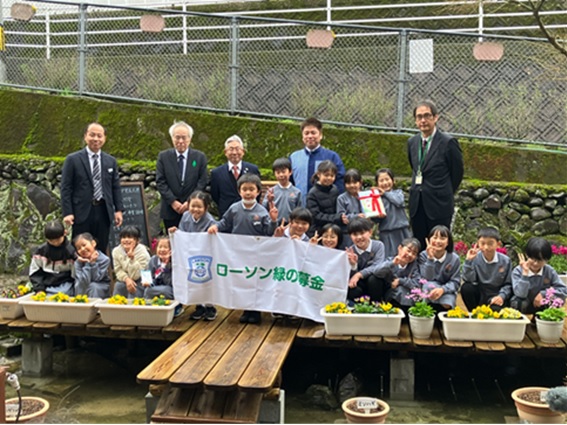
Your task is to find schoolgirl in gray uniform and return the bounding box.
[375,168,411,258]
[380,238,422,308]
[336,168,364,248]
[418,225,461,311]
[73,232,111,298]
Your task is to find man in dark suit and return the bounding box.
[210,135,260,217]
[61,123,124,252]
[156,121,208,230]
[407,100,464,250]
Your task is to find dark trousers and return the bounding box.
[460,282,504,312]
[163,216,182,234]
[73,203,111,254]
[347,275,389,303]
[411,199,452,253]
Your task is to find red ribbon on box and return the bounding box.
[358,189,386,218]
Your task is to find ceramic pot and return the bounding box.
[511,387,564,424]
[409,315,434,339]
[535,318,564,344]
[558,274,567,286]
[5,396,50,423]
[341,397,390,424]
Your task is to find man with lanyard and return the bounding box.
[407,100,464,250]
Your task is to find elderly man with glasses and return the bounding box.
[407,100,464,250]
[156,121,208,230]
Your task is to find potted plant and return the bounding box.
[406,286,435,339]
[550,244,567,284]
[341,396,390,424]
[535,287,566,344]
[320,296,405,336]
[96,295,179,327]
[19,292,99,324]
[511,387,564,424]
[0,283,34,319]
[439,305,530,342]
[5,396,50,423]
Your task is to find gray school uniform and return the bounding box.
[378,258,421,306]
[74,251,111,299]
[337,192,363,247]
[351,240,385,278]
[217,201,277,236]
[462,251,512,301]
[510,264,567,313]
[262,184,302,222]
[283,227,309,242]
[179,211,217,233]
[378,189,411,258]
[418,251,461,308]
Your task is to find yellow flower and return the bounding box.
[447,306,468,318]
[31,291,46,302]
[133,298,146,306]
[108,295,128,305]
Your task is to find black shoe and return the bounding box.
[205,306,217,321]
[174,304,184,318]
[190,305,206,320]
[240,311,250,323]
[248,311,262,324]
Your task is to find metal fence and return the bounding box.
[1,1,566,145]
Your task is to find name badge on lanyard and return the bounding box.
[415,172,423,185]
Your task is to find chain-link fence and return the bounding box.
[2,1,566,145]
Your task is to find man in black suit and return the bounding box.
[210,135,261,217]
[407,100,464,250]
[61,123,124,252]
[156,121,208,230]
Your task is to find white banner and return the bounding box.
[171,232,349,322]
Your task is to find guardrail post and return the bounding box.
[229,16,239,114]
[395,29,408,132]
[78,3,87,94]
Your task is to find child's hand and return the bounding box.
[309,231,322,245]
[90,250,99,263]
[266,187,275,203]
[466,243,479,261]
[341,214,349,225]
[208,225,219,234]
[393,245,406,266]
[357,213,365,218]
[127,247,135,260]
[273,218,288,238]
[168,226,178,234]
[425,238,435,260]
[391,278,400,289]
[269,201,278,222]
[77,255,89,263]
[348,272,362,288]
[518,252,530,276]
[490,295,504,306]
[377,212,386,218]
[533,292,543,308]
[345,246,358,266]
[125,277,137,294]
[428,287,444,301]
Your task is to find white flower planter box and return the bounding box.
[320,308,405,336]
[558,274,567,286]
[20,298,100,324]
[96,299,179,327]
[0,294,34,319]
[438,312,530,342]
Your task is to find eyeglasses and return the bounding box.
[226,147,243,152]
[174,135,189,140]
[415,113,434,121]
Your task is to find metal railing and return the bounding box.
[1,0,566,145]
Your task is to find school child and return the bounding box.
[336,168,365,247]
[306,160,345,238]
[74,232,111,298]
[208,173,278,324]
[461,227,512,312]
[170,191,218,321]
[418,225,461,311]
[345,217,386,302]
[112,226,151,298]
[510,237,567,314]
[375,168,411,258]
[263,158,302,222]
[318,223,343,250]
[273,207,313,242]
[380,238,422,309]
[29,220,76,295]
[143,236,174,300]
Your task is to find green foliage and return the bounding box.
[408,301,435,318]
[536,307,567,322]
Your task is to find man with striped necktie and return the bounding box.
[61,123,123,252]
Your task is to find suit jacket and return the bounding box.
[407,128,463,221]
[61,148,123,224]
[210,161,260,217]
[156,148,208,221]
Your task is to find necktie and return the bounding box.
[232,165,240,181]
[422,139,427,150]
[92,154,102,201]
[178,155,184,181]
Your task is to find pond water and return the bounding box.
[3,337,565,423]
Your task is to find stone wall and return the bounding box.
[0,156,565,274]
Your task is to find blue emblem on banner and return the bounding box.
[187,255,213,284]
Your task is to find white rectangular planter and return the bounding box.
[20,298,100,324]
[96,299,179,327]
[438,312,530,342]
[0,294,34,319]
[320,308,405,336]
[558,274,567,286]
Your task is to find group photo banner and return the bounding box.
[171,232,349,322]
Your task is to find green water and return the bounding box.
[3,338,564,424]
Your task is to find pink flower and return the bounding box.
[496,246,508,255]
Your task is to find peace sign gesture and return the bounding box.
[309,230,322,245]
[425,237,435,260]
[466,243,479,261]
[517,252,530,276]
[273,218,289,238]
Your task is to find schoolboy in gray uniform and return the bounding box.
[510,237,567,314]
[461,227,512,312]
[262,158,302,222]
